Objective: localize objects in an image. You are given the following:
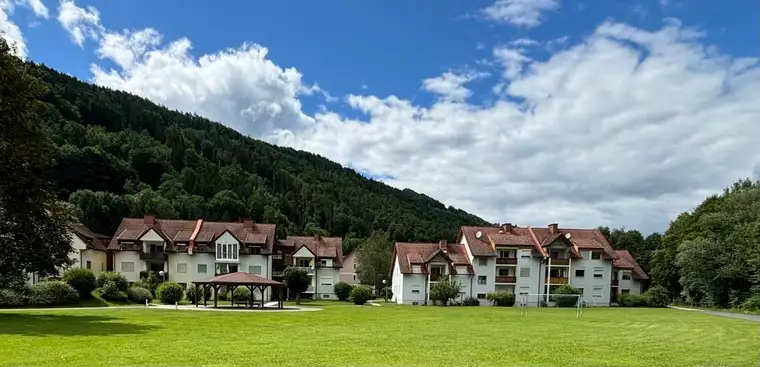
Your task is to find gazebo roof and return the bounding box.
[193,272,285,286]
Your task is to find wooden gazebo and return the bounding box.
[192,272,286,309]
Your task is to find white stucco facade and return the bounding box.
[569,250,613,306]
[114,251,142,282]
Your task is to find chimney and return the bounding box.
[502,223,513,232]
[143,215,156,226]
[243,219,254,229]
[189,219,203,251]
[549,223,559,235]
[439,239,447,251]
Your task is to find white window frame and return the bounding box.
[520,249,532,258]
[592,287,603,297]
[519,286,530,295]
[121,262,135,272]
[216,242,238,261]
[478,276,487,285]
[593,268,604,279]
[519,267,530,277]
[248,265,262,275]
[320,276,332,286]
[177,263,187,273]
[591,251,602,260]
[478,257,488,266]
[476,293,487,299]
[197,264,208,274]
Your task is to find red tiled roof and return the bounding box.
[107,217,276,254]
[530,226,617,260]
[72,224,108,251]
[457,226,545,257]
[288,236,343,267]
[193,272,285,286]
[392,242,474,275]
[614,250,648,280]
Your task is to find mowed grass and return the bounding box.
[0,303,758,367]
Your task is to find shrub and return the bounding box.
[618,293,648,307]
[740,294,760,311]
[350,285,374,305]
[127,286,153,303]
[156,282,184,304]
[377,286,393,300]
[462,297,480,306]
[97,272,128,292]
[429,278,461,306]
[233,287,256,304]
[186,286,212,304]
[644,285,670,308]
[486,292,515,307]
[551,284,582,308]
[62,268,97,299]
[334,282,353,301]
[28,281,79,306]
[218,291,229,301]
[0,288,26,307]
[140,271,163,295]
[97,280,129,302]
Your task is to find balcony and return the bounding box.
[430,273,443,282]
[140,252,166,262]
[496,258,518,265]
[549,258,570,266]
[294,266,314,274]
[611,279,619,286]
[272,271,283,277]
[548,277,569,284]
[495,276,516,284]
[272,255,283,260]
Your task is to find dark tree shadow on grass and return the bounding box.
[0,314,159,336]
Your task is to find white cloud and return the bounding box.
[96,28,161,69]
[509,38,539,47]
[57,0,101,47]
[68,3,760,233]
[480,0,560,28]
[0,0,49,57]
[21,0,47,18]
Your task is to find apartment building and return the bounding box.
[27,223,109,284]
[612,249,648,300]
[106,216,343,300]
[339,250,360,285]
[391,223,645,306]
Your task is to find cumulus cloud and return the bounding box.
[0,0,51,57]
[480,0,560,28]
[57,0,101,46]
[62,0,760,233]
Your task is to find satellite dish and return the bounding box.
[475,231,483,239]
[565,233,572,240]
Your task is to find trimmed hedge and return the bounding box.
[462,297,480,306]
[233,287,256,303]
[0,288,26,307]
[127,286,153,303]
[350,285,373,305]
[96,279,129,302]
[97,272,128,292]
[644,285,670,308]
[62,268,97,299]
[29,281,79,306]
[618,293,649,307]
[156,282,184,304]
[487,292,515,307]
[334,282,353,301]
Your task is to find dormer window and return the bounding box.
[216,243,238,261]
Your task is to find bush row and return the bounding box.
[617,285,670,308]
[0,281,79,307]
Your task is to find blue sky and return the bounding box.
[3,0,760,232]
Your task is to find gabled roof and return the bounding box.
[72,223,109,251]
[457,226,545,257]
[287,235,343,267]
[392,242,474,275]
[613,250,649,280]
[531,226,617,260]
[107,217,276,254]
[193,272,285,286]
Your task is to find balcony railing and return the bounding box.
[272,271,283,277]
[549,258,570,266]
[496,258,518,265]
[294,266,314,274]
[140,252,167,262]
[495,276,516,283]
[611,279,619,286]
[272,255,283,260]
[548,277,569,284]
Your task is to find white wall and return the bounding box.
[114,251,142,282]
[617,270,642,295]
[313,267,340,300]
[392,256,404,304]
[399,274,427,305]
[472,256,495,305]
[517,255,543,302]
[453,274,473,303]
[570,250,613,306]
[68,234,107,276]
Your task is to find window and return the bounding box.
[622,272,631,280]
[177,263,187,273]
[519,286,530,295]
[352,275,356,281]
[320,259,328,267]
[197,264,208,274]
[320,276,333,286]
[591,251,602,260]
[478,276,487,285]
[411,284,421,294]
[85,260,92,270]
[322,294,330,299]
[520,267,531,277]
[593,268,604,279]
[592,287,603,297]
[476,293,486,299]
[121,262,135,272]
[478,257,488,266]
[621,289,630,295]
[498,268,514,276]
[412,265,422,273]
[575,269,585,277]
[353,263,357,270]
[520,249,532,258]
[577,287,584,294]
[297,259,311,267]
[248,265,262,275]
[216,243,238,261]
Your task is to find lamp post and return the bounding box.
[382,279,387,303]
[159,270,166,282]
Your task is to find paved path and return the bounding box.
[669,306,760,323]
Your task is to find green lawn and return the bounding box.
[0,304,757,367]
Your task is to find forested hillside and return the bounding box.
[25,63,488,250]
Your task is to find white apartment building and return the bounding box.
[107,216,343,301]
[612,249,648,298]
[391,223,647,306]
[27,223,109,284]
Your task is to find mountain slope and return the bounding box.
[26,63,489,249]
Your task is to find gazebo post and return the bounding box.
[247,285,254,308]
[213,284,219,308]
[260,286,265,308]
[279,286,283,309]
[230,285,236,307]
[194,283,199,307]
[203,284,208,307]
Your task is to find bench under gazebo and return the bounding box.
[192,272,286,309]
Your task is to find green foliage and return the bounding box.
[0,38,77,288]
[232,287,256,304]
[350,285,373,305]
[138,271,162,295]
[186,285,212,304]
[740,294,760,311]
[0,288,27,307]
[156,282,185,304]
[283,267,311,304]
[28,281,79,306]
[356,231,393,289]
[486,292,515,307]
[96,279,129,302]
[644,285,670,308]
[62,268,97,299]
[429,278,461,306]
[126,286,153,303]
[551,284,582,308]
[333,282,353,301]
[617,294,649,307]
[97,272,128,292]
[462,297,480,306]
